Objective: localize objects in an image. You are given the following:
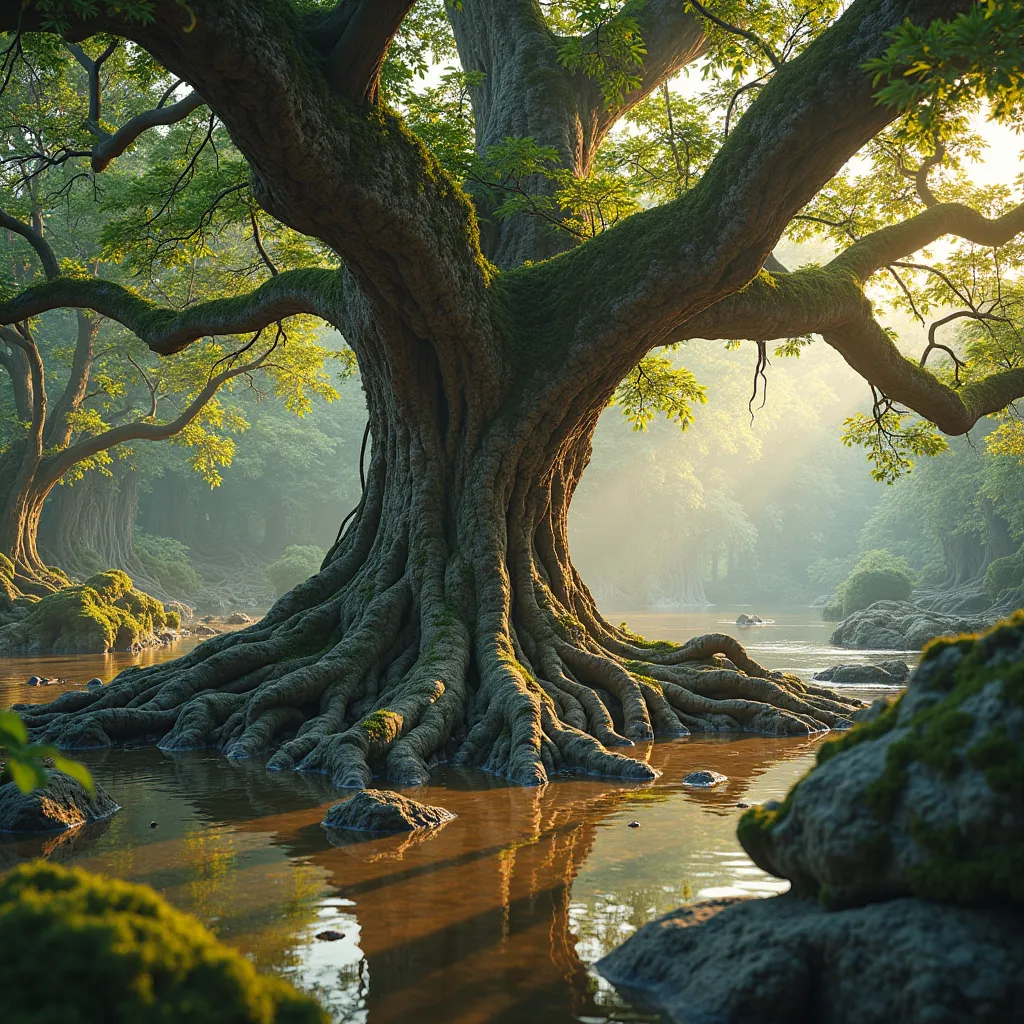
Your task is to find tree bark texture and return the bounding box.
[9,0,1009,785]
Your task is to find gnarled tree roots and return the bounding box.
[15,515,863,788]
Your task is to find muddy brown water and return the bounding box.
[0,611,906,1023]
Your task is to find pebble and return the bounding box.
[315,930,346,942]
[26,676,41,686]
[627,821,641,828]
[149,821,158,829]
[736,802,750,809]
[87,678,103,688]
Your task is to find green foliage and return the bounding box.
[611,352,707,431]
[868,0,1024,128]
[133,530,204,597]
[825,549,918,619]
[0,862,328,1023]
[0,710,94,795]
[555,2,648,107]
[985,544,1024,600]
[841,408,948,484]
[267,545,325,598]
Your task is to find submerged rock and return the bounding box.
[681,770,728,788]
[598,615,1024,1023]
[830,600,990,650]
[321,790,455,833]
[598,894,1023,1024]
[813,663,902,685]
[0,771,120,833]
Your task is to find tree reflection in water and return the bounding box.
[0,736,819,1023]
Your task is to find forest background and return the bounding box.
[2,0,1022,619]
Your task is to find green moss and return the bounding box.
[985,544,1024,601]
[0,861,327,1023]
[0,570,177,653]
[361,710,402,745]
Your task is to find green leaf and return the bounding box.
[0,711,28,746]
[51,755,96,795]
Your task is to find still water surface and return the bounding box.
[0,609,907,1023]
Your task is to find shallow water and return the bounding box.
[0,610,907,1023]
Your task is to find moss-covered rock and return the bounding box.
[985,544,1024,602]
[0,570,180,655]
[0,862,327,1023]
[0,769,120,833]
[739,613,1024,910]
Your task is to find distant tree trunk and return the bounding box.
[39,466,142,582]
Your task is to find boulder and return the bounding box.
[597,614,1024,1023]
[0,771,120,833]
[878,658,910,682]
[813,664,901,685]
[0,571,179,655]
[742,614,1024,909]
[225,612,253,625]
[321,789,455,833]
[735,613,764,625]
[86,677,103,688]
[681,770,728,788]
[598,894,1023,1024]
[830,600,991,650]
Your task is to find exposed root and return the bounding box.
[15,469,866,791]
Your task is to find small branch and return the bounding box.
[90,90,205,173]
[44,343,277,484]
[685,0,782,70]
[896,138,944,208]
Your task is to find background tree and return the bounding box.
[7,0,1024,789]
[0,36,345,597]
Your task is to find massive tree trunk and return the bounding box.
[11,0,1009,785]
[19,289,860,785]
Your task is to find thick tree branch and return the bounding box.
[500,0,974,396]
[315,0,417,104]
[0,209,59,279]
[833,200,1024,282]
[44,311,98,449]
[0,268,343,355]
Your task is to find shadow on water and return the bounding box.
[0,734,821,1024]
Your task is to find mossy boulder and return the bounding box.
[739,614,1024,910]
[597,893,1024,1024]
[840,568,914,617]
[0,570,179,655]
[0,769,120,833]
[830,599,991,650]
[985,545,1024,602]
[0,862,327,1023]
[321,790,456,832]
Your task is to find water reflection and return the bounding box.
[0,736,819,1023]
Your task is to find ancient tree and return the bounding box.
[7,0,1024,786]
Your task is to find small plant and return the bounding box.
[0,710,94,794]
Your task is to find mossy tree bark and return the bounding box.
[7,0,1024,784]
